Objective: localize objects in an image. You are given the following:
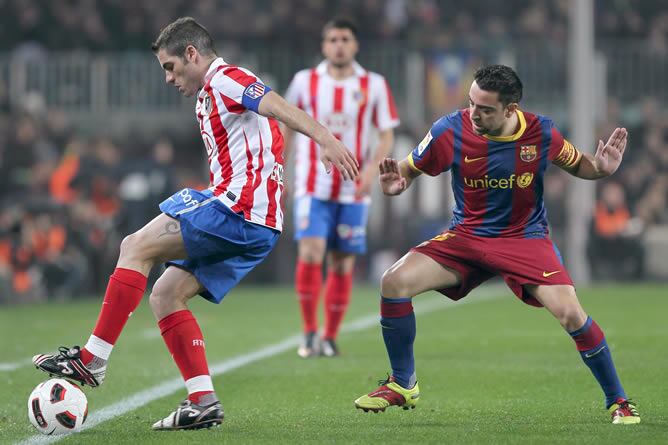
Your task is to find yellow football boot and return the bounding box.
[354,376,419,413]
[609,398,640,425]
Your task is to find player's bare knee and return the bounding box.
[148,287,183,319]
[298,239,326,264]
[329,256,354,274]
[148,291,163,315]
[300,251,322,264]
[555,304,587,332]
[381,267,410,298]
[119,231,155,265]
[119,232,149,261]
[298,245,323,264]
[118,233,138,259]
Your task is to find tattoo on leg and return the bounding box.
[158,221,180,238]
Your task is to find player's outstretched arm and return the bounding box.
[569,127,628,180]
[258,91,359,180]
[379,157,420,196]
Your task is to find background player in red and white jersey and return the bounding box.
[32,17,358,431]
[283,18,399,358]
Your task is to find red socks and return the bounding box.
[296,261,322,333]
[296,260,353,340]
[159,310,215,404]
[81,268,147,364]
[323,271,353,340]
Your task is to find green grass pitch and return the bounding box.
[1,283,666,444]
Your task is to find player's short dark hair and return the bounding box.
[474,65,523,106]
[151,17,217,58]
[322,17,358,39]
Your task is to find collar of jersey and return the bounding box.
[203,57,228,84]
[483,110,526,142]
[316,60,366,78]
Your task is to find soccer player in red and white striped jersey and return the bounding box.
[32,17,359,431]
[283,18,399,358]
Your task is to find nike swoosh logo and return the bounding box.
[542,270,561,277]
[584,345,607,358]
[464,155,485,163]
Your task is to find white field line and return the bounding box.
[0,359,32,372]
[15,286,503,445]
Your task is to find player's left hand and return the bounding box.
[320,137,360,181]
[594,127,627,176]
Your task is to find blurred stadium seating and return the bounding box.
[0,0,666,302]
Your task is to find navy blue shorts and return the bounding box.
[159,188,279,303]
[293,196,368,254]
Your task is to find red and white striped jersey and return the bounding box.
[196,58,284,231]
[285,60,399,203]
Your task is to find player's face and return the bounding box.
[468,81,515,136]
[322,28,358,68]
[156,47,201,97]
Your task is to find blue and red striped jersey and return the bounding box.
[408,109,581,238]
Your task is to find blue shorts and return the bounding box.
[159,188,280,304]
[293,196,368,254]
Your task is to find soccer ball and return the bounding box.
[27,379,88,435]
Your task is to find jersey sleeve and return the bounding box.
[547,121,583,170]
[407,115,455,176]
[371,75,400,130]
[211,66,273,114]
[284,72,305,109]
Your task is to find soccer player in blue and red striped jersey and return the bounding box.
[354,65,640,424]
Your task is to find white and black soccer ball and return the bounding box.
[27,379,88,435]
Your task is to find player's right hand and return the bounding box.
[379,158,407,196]
[320,137,359,181]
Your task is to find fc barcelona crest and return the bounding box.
[520,145,537,162]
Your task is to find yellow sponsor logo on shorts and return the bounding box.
[416,231,455,248]
[431,232,456,242]
[542,270,561,278]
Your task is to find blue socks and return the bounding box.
[379,299,626,407]
[569,316,626,407]
[380,296,416,389]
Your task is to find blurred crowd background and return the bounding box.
[2,0,667,49]
[0,0,666,303]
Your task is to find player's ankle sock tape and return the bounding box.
[188,391,218,406]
